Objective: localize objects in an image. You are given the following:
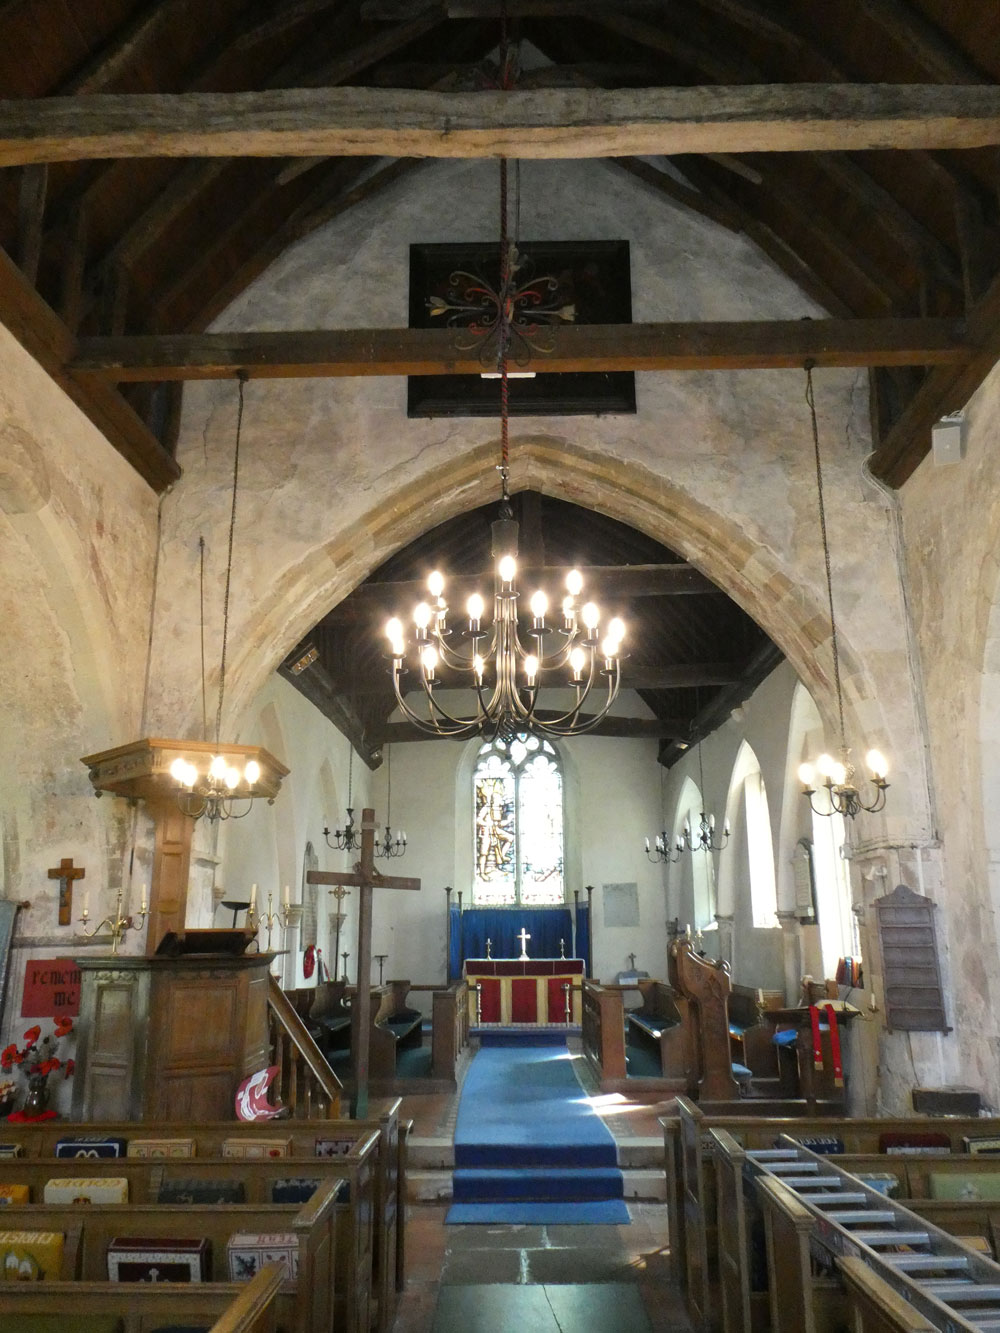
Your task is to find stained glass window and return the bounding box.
[473,736,564,905]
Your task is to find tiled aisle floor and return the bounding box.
[390,1056,693,1333]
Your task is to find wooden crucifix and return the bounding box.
[48,857,85,927]
[307,808,420,1117]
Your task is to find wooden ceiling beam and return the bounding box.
[326,565,720,618]
[277,655,381,768]
[382,712,691,742]
[0,245,179,491]
[869,267,1000,486]
[70,317,971,380]
[328,661,741,697]
[2,85,1000,166]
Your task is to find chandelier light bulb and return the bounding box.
[170,757,190,786]
[866,749,888,779]
[498,554,517,585]
[420,644,438,673]
[569,647,587,677]
[529,590,548,619]
[561,595,575,620]
[830,759,848,787]
[473,653,485,682]
[413,602,432,631]
[816,753,835,778]
[524,654,539,684]
[244,759,261,786]
[566,569,584,596]
[209,754,228,781]
[798,762,815,787]
[607,616,625,645]
[385,616,403,642]
[225,767,240,790]
[601,635,618,659]
[581,602,600,631]
[467,592,485,623]
[427,570,445,598]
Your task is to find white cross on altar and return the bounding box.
[517,927,531,961]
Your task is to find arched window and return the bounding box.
[473,735,564,905]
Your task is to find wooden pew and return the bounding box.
[710,1132,1000,1333]
[665,1098,1000,1325]
[837,1256,939,1333]
[0,1183,341,1333]
[625,979,692,1090]
[668,937,740,1101]
[3,1261,285,1333]
[0,1112,405,1333]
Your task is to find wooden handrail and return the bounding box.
[209,1263,283,1333]
[267,973,343,1118]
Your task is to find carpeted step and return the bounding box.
[455,1141,619,1170]
[453,1165,625,1203]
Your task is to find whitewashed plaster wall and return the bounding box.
[896,358,1000,1113]
[0,323,159,1103]
[142,157,928,876]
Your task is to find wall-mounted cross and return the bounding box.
[628,952,637,969]
[517,927,531,961]
[48,857,85,927]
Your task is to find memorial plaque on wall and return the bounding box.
[873,883,950,1033]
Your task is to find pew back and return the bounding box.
[1,1262,284,1333]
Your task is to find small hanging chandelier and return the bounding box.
[685,720,730,853]
[323,747,362,852]
[374,747,407,860]
[169,373,267,821]
[646,829,684,864]
[797,362,889,820]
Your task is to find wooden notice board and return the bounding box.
[873,883,950,1033]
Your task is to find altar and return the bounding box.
[464,957,585,1026]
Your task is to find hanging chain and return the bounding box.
[386,746,392,824]
[347,746,353,807]
[497,0,513,504]
[198,536,208,740]
[215,371,246,747]
[805,362,847,751]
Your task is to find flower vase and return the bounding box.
[22,1074,49,1117]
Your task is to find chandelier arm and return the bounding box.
[405,673,486,738]
[805,363,847,752]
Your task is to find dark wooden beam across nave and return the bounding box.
[1,84,1000,164]
[70,317,971,380]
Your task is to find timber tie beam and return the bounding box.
[0,84,999,165]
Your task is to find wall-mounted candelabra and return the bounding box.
[80,885,148,956]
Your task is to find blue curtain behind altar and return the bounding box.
[575,903,590,975]
[458,908,574,964]
[448,905,463,981]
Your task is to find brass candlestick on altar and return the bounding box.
[486,937,492,960]
[80,885,147,955]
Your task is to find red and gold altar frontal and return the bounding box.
[464,958,585,1027]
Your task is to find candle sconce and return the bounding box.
[252,890,296,952]
[80,887,147,956]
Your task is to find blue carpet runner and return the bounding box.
[446,1036,629,1225]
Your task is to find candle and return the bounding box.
[140,883,147,914]
[249,883,257,911]
[283,883,290,908]
[82,887,90,920]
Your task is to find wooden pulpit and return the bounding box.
[72,939,273,1122]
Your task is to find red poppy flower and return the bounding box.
[21,1026,41,1046]
[64,1059,75,1079]
[53,1017,73,1038]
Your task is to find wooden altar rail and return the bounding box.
[268,973,344,1116]
[0,1262,285,1333]
[0,1184,341,1333]
[664,1097,1000,1329]
[582,979,627,1085]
